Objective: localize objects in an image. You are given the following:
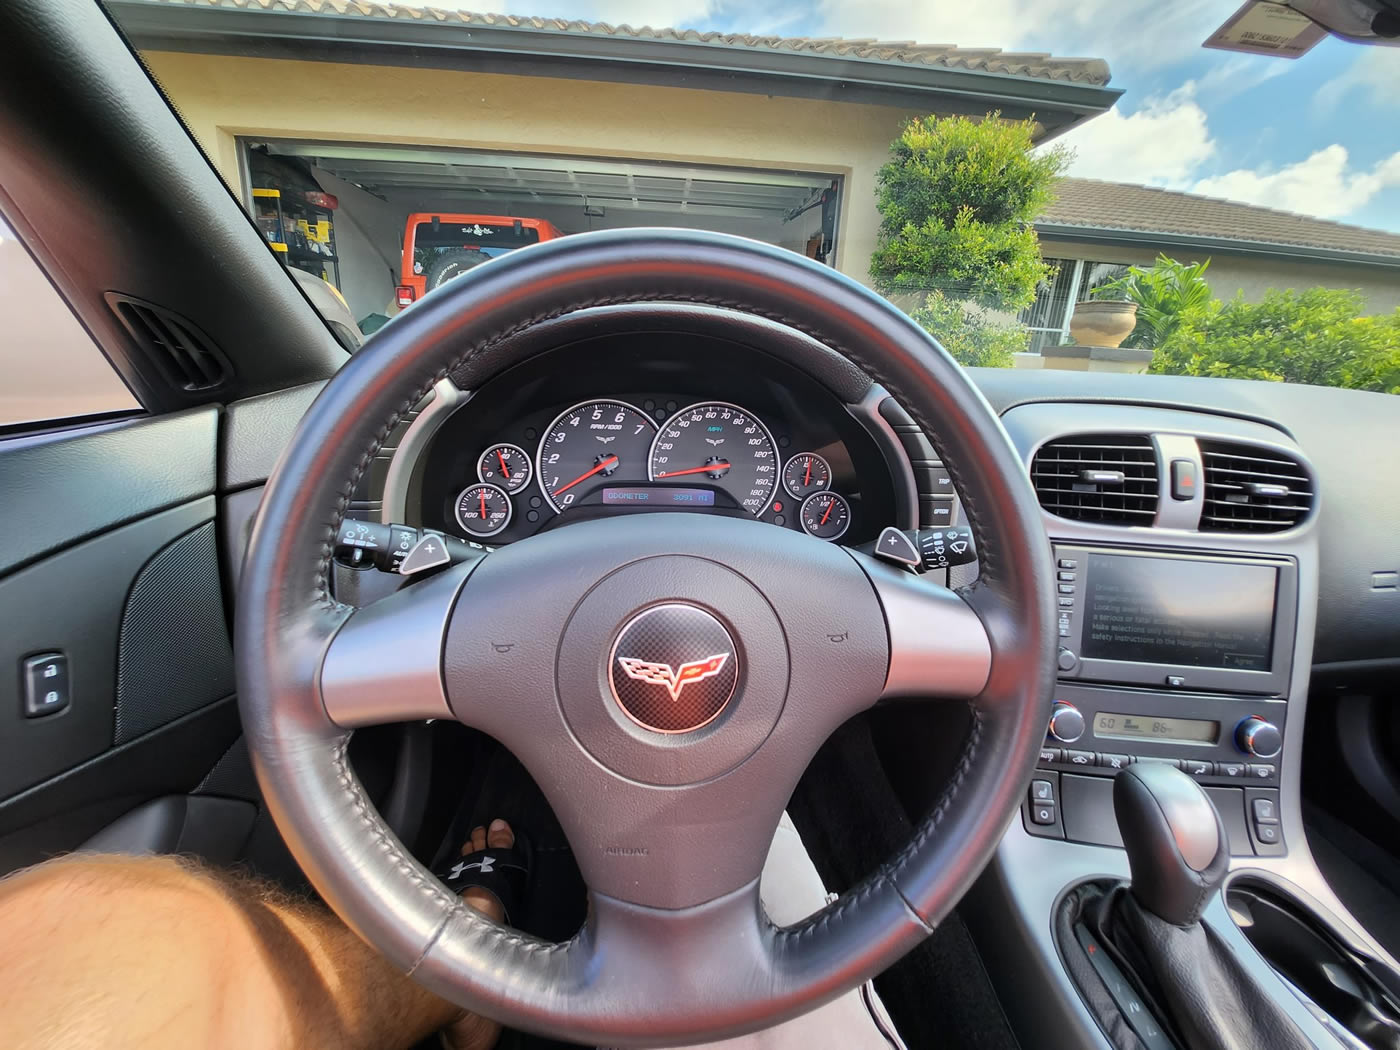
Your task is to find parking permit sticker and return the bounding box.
[1203,0,1326,57]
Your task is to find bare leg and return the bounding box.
[0,822,517,1050]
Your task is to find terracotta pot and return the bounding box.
[1069,300,1139,349]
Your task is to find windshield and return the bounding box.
[109,0,1399,392]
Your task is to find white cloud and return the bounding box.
[1054,86,1216,186]
[1191,146,1400,218]
[811,0,1223,73]
[1314,47,1400,113]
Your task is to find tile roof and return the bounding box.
[127,0,1114,86]
[1041,178,1400,260]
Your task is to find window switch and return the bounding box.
[23,653,70,718]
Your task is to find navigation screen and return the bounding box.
[1082,554,1276,671]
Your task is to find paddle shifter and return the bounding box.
[1115,761,1228,925]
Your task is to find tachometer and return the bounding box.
[648,401,778,515]
[536,399,656,512]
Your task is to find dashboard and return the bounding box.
[409,333,900,547]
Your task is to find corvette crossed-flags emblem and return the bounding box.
[616,653,730,701]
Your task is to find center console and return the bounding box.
[1023,544,1297,859]
[953,402,1394,1050]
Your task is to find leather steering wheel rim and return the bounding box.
[234,229,1056,1046]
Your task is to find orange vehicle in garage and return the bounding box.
[397,212,566,307]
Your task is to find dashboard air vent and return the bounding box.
[1031,434,1159,525]
[1199,442,1312,532]
[107,294,230,391]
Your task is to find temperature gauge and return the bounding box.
[799,491,851,541]
[454,483,512,538]
[477,443,532,494]
[782,452,832,499]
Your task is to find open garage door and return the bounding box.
[239,138,841,330]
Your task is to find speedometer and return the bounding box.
[537,399,656,512]
[648,401,778,515]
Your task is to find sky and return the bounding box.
[470,0,1400,234]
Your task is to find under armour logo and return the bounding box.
[617,653,729,701]
[448,855,495,879]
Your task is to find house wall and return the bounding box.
[142,51,922,287]
[1039,238,1400,315]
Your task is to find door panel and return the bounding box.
[0,408,236,873]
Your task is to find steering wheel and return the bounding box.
[235,229,1056,1046]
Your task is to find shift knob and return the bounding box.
[1114,762,1229,926]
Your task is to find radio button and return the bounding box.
[1216,760,1247,778]
[1181,758,1212,777]
[1247,763,1277,780]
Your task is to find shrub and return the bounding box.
[871,113,1070,313]
[1151,288,1400,393]
[908,291,1028,369]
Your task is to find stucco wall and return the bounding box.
[144,51,920,285]
[1038,238,1400,315]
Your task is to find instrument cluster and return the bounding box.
[450,396,854,544]
[413,334,897,548]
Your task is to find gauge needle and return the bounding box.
[657,462,730,479]
[555,455,619,496]
[804,460,812,486]
[820,500,834,526]
[480,491,487,521]
[497,450,511,479]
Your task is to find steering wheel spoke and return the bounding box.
[319,561,478,728]
[854,554,994,703]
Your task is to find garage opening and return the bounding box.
[238,138,842,334]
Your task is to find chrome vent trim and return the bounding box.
[1030,434,1159,525]
[1200,441,1313,533]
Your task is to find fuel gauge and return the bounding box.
[799,491,850,541]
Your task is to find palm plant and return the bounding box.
[1096,255,1216,349]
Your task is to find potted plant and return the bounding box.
[1069,264,1138,348]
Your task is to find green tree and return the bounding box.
[1151,288,1400,394]
[1097,254,1216,348]
[908,291,1027,369]
[871,113,1070,313]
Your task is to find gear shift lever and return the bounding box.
[1114,761,1229,925]
[1060,762,1313,1050]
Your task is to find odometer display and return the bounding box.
[649,401,778,515]
[536,400,656,512]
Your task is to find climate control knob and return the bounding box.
[1236,717,1282,759]
[1048,701,1086,744]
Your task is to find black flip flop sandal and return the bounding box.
[433,833,532,926]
